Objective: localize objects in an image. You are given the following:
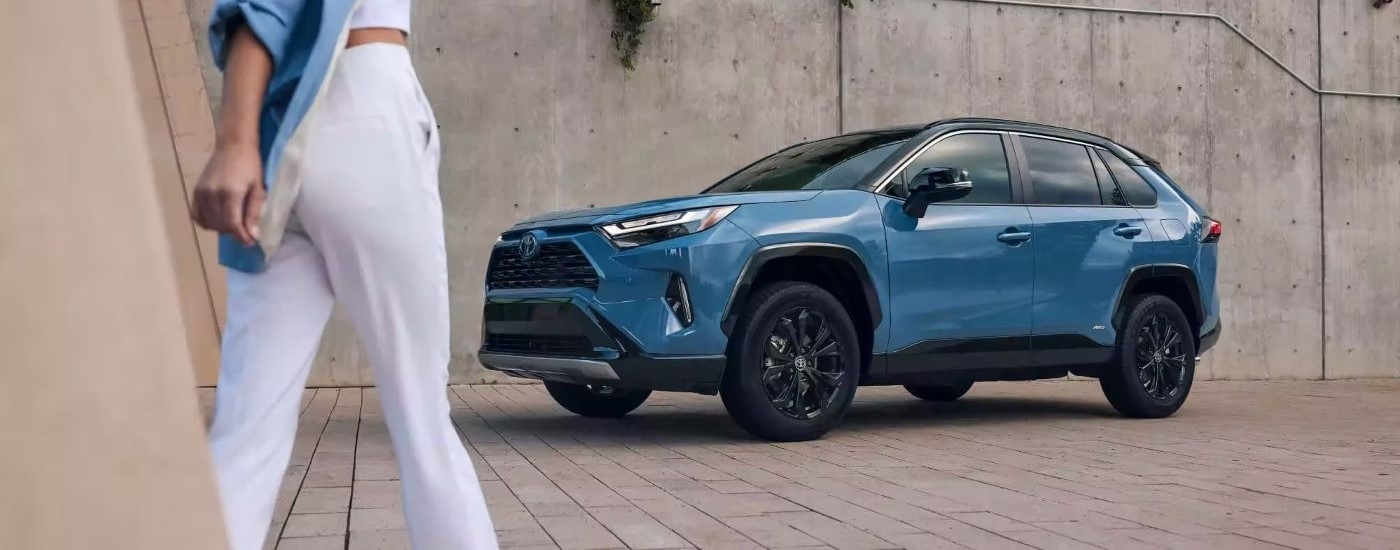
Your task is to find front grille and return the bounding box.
[484,334,594,356]
[487,242,599,290]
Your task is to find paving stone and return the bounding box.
[282,513,347,538]
[291,487,351,515]
[347,529,411,550]
[197,381,1400,549]
[351,480,402,510]
[275,536,345,550]
[586,506,690,549]
[350,508,406,532]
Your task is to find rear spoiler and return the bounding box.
[1126,146,1161,168]
[1136,149,1159,167]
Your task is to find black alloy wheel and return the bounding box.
[1136,312,1189,401]
[1101,294,1196,418]
[761,307,847,419]
[722,282,861,441]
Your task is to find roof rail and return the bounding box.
[924,117,1086,134]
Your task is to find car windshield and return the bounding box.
[703,129,918,194]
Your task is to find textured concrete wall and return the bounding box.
[181,0,1398,383]
[1320,0,1400,379]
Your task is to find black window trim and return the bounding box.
[872,130,1024,206]
[1010,132,1137,209]
[1088,144,1131,207]
[1092,147,1160,208]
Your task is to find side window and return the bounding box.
[1089,149,1128,206]
[899,133,1012,204]
[1020,136,1101,206]
[1099,151,1158,206]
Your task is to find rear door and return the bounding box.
[1013,134,1148,365]
[878,132,1036,374]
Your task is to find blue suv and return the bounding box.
[479,118,1221,441]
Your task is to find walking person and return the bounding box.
[193,1,497,548]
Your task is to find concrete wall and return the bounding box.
[0,0,225,546]
[1320,0,1400,379]
[181,0,1400,383]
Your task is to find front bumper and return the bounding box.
[478,298,726,394]
[479,352,726,394]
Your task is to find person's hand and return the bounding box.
[193,143,264,246]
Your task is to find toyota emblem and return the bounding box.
[518,232,542,260]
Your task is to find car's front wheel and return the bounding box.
[544,382,651,418]
[721,282,861,441]
[1100,294,1196,418]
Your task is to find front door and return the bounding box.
[879,132,1036,375]
[1014,134,1148,365]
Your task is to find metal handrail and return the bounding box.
[961,0,1400,100]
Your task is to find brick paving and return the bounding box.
[197,380,1400,549]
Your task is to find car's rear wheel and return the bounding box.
[544,382,650,418]
[721,282,860,441]
[905,381,974,402]
[1100,294,1196,418]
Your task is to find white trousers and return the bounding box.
[207,44,497,550]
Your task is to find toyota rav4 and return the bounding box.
[479,118,1222,441]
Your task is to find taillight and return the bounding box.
[1203,218,1222,243]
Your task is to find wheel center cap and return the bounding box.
[794,356,809,370]
[1152,351,1163,362]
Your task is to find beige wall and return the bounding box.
[0,0,225,546]
[122,0,226,386]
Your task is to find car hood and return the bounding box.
[509,191,822,232]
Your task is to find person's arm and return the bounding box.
[192,24,271,246]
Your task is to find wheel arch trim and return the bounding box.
[1112,263,1205,335]
[720,243,883,336]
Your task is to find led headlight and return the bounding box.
[600,205,739,248]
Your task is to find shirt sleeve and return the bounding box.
[208,0,307,71]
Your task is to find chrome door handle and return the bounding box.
[997,230,1032,244]
[1113,225,1143,238]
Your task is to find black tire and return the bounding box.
[905,381,974,402]
[544,382,651,418]
[1100,294,1196,418]
[721,282,861,441]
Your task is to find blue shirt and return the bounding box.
[208,0,359,273]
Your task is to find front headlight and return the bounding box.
[600,205,740,249]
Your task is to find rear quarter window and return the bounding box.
[1099,151,1158,207]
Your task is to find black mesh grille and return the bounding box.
[487,242,599,290]
[484,334,594,356]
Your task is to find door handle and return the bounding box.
[997,230,1032,244]
[1113,224,1143,238]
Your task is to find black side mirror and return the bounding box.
[902,166,973,218]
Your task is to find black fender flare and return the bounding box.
[1112,263,1205,333]
[720,243,883,335]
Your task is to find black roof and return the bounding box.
[837,117,1157,191]
[923,117,1155,166]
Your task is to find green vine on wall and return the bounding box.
[610,0,658,71]
[608,0,853,71]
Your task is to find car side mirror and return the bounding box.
[902,166,973,218]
